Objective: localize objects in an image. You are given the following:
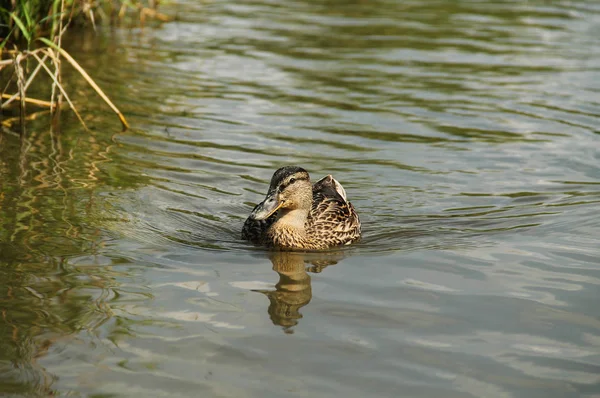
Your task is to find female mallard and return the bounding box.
[242,166,361,250]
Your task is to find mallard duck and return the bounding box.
[242,166,361,250]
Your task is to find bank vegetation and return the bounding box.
[0,0,171,134]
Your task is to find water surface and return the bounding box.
[1,0,600,396]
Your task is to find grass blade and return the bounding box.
[0,28,14,51]
[21,2,33,30]
[10,12,31,42]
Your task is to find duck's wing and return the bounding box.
[308,176,361,246]
[312,175,347,200]
[242,204,277,243]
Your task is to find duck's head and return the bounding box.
[250,166,312,220]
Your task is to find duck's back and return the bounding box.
[306,176,361,248]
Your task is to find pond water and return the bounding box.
[1,0,600,396]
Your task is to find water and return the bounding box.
[1,0,600,396]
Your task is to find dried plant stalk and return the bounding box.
[1,94,56,108]
[32,51,89,131]
[14,53,27,136]
[1,53,49,109]
[40,38,130,130]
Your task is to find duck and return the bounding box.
[242,166,361,250]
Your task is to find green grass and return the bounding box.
[1,0,170,48]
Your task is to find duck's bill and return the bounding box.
[250,191,282,220]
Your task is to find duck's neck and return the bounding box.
[268,208,311,249]
[275,208,308,230]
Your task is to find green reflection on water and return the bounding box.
[0,118,144,395]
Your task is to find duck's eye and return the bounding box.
[289,178,296,184]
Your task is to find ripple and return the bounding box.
[2,0,600,396]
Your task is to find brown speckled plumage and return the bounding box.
[242,166,361,250]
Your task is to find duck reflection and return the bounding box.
[254,251,346,333]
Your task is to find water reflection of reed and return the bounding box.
[0,123,127,395]
[254,251,346,334]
